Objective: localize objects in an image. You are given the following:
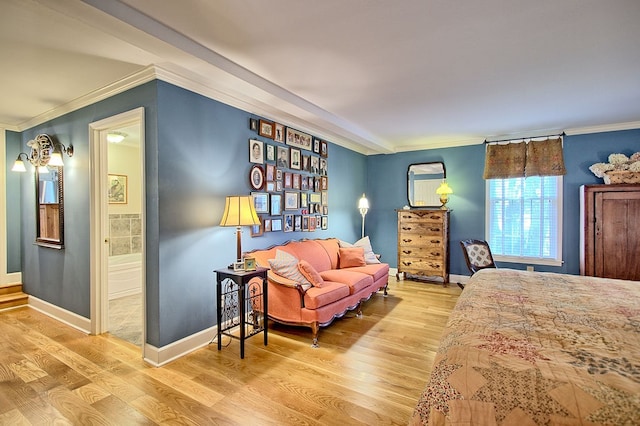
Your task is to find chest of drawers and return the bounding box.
[397,209,450,283]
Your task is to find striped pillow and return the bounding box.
[268,250,311,286]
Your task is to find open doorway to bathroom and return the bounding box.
[89,108,145,351]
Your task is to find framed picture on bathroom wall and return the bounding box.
[108,174,128,204]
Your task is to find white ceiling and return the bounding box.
[2,0,640,154]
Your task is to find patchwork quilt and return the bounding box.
[411,268,640,425]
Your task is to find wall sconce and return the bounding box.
[436,181,453,209]
[358,193,369,238]
[219,195,261,266]
[11,134,74,172]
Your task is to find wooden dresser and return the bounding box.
[397,209,450,283]
[580,184,640,281]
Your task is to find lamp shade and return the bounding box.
[11,156,26,172]
[358,194,369,210]
[220,195,261,227]
[436,182,453,195]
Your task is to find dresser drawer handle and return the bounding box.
[429,227,441,232]
[402,261,412,266]
[431,252,441,257]
[402,226,412,231]
[430,239,440,244]
[429,215,440,219]
[402,250,412,254]
[402,239,412,243]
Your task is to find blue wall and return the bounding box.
[10,80,367,348]
[367,129,640,276]
[5,130,22,273]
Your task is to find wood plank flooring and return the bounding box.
[0,279,461,425]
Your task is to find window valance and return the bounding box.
[483,137,566,179]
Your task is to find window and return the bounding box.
[486,176,563,266]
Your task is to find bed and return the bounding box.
[411,268,640,425]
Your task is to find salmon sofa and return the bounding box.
[247,238,389,347]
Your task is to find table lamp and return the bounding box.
[436,181,453,209]
[220,195,261,264]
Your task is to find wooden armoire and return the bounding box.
[580,184,640,281]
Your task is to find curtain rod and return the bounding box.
[484,131,565,144]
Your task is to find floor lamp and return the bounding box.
[358,193,369,238]
[219,195,261,266]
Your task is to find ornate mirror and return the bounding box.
[36,166,65,248]
[407,162,446,208]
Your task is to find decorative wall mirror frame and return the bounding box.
[35,166,65,248]
[407,162,446,208]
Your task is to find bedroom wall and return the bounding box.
[367,128,640,276]
[9,79,367,348]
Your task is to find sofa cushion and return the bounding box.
[338,247,366,268]
[320,270,372,294]
[298,260,325,287]
[268,250,311,286]
[286,240,333,272]
[314,238,340,269]
[303,282,351,309]
[339,236,381,264]
[344,263,390,282]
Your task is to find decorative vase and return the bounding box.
[603,171,640,184]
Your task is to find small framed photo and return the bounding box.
[309,216,316,232]
[249,118,258,131]
[313,138,321,154]
[320,158,327,175]
[302,154,310,172]
[276,181,283,192]
[310,156,319,174]
[277,146,289,168]
[292,173,301,190]
[270,193,282,216]
[264,219,272,232]
[251,192,269,214]
[321,216,328,230]
[259,119,274,138]
[290,148,301,170]
[284,214,294,232]
[250,219,264,237]
[300,192,308,208]
[274,123,285,143]
[285,127,312,151]
[108,174,128,204]
[302,216,309,231]
[308,176,314,190]
[321,190,328,206]
[301,176,308,191]
[233,261,245,272]
[294,215,302,231]
[285,191,299,210]
[249,139,263,164]
[244,257,257,271]
[266,144,275,162]
[265,163,275,181]
[271,218,283,232]
[266,181,275,192]
[276,169,283,181]
[320,140,328,158]
[249,165,264,190]
[321,176,328,190]
[284,172,292,188]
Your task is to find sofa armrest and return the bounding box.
[267,271,310,308]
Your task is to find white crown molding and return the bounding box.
[565,120,640,136]
[17,66,158,132]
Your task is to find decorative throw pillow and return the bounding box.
[339,236,381,264]
[268,250,311,285]
[298,260,324,287]
[338,247,366,268]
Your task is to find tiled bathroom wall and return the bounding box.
[109,213,142,256]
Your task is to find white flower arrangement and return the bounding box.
[589,152,640,178]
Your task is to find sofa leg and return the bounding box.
[311,323,319,348]
[383,284,388,296]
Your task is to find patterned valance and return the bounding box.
[483,137,566,179]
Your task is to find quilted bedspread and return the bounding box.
[411,269,640,425]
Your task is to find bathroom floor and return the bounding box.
[109,293,142,346]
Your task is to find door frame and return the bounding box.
[89,108,146,348]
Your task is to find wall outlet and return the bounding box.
[526,265,534,272]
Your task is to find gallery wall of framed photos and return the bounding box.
[247,118,329,236]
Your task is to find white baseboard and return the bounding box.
[389,268,469,286]
[28,296,91,334]
[143,326,217,367]
[1,272,22,285]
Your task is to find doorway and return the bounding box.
[89,108,146,351]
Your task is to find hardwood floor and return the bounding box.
[0,279,461,425]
